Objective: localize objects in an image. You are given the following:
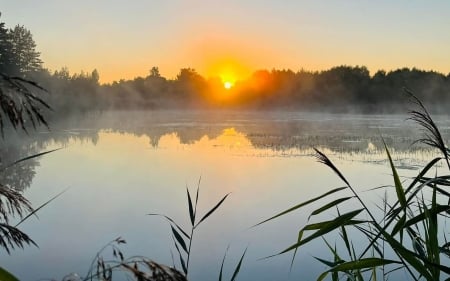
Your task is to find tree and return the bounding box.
[8,25,42,77]
[149,66,160,78]
[91,69,100,83]
[175,68,207,102]
[0,13,14,75]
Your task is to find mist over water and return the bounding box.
[1,110,448,281]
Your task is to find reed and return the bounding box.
[148,177,246,281]
[0,73,51,135]
[0,73,58,280]
[257,90,450,280]
[80,237,188,281]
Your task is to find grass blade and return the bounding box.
[404,157,441,195]
[1,148,61,171]
[0,267,19,281]
[391,213,406,238]
[313,256,342,268]
[290,229,305,270]
[187,187,195,226]
[148,214,190,239]
[404,205,450,229]
[317,271,329,281]
[379,228,432,280]
[15,188,69,227]
[277,209,364,256]
[172,235,187,275]
[218,245,230,281]
[254,186,347,226]
[195,193,230,228]
[340,226,352,258]
[194,176,201,217]
[330,258,400,272]
[383,140,406,209]
[171,225,188,253]
[230,247,247,281]
[308,197,353,220]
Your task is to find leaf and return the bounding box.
[329,258,400,272]
[340,224,352,258]
[15,188,69,227]
[383,140,406,208]
[230,247,247,281]
[428,185,440,278]
[254,186,347,226]
[322,239,343,264]
[405,157,441,195]
[1,148,62,171]
[391,213,406,238]
[0,267,19,281]
[148,214,190,239]
[290,229,304,270]
[171,225,188,253]
[179,250,188,274]
[195,176,201,217]
[172,235,187,274]
[303,219,367,231]
[379,228,433,280]
[313,256,342,268]
[218,245,230,281]
[276,209,364,257]
[186,187,195,226]
[195,193,230,228]
[316,271,329,281]
[403,205,450,229]
[308,197,353,220]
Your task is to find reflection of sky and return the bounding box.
[2,126,444,280]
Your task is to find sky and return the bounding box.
[1,0,449,83]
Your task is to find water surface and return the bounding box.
[1,111,448,281]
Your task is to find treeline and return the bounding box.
[2,13,450,115]
[31,66,450,114]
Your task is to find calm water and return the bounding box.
[1,111,449,281]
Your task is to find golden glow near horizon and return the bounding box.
[1,1,450,83]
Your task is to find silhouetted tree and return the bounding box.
[8,25,42,77]
[0,14,14,75]
[91,69,99,83]
[150,66,161,78]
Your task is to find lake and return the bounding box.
[1,110,449,281]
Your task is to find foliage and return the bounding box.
[3,12,450,115]
[0,266,19,281]
[257,92,450,280]
[0,73,51,135]
[0,13,42,77]
[37,64,450,114]
[0,13,58,281]
[7,24,43,77]
[0,56,53,257]
[80,237,187,281]
[148,178,246,281]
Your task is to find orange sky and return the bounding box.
[1,1,449,83]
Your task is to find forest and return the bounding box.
[2,14,450,120]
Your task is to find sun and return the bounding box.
[224,81,233,89]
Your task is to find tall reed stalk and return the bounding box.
[257,91,450,280]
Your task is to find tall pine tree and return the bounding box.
[9,25,42,77]
[0,13,15,74]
